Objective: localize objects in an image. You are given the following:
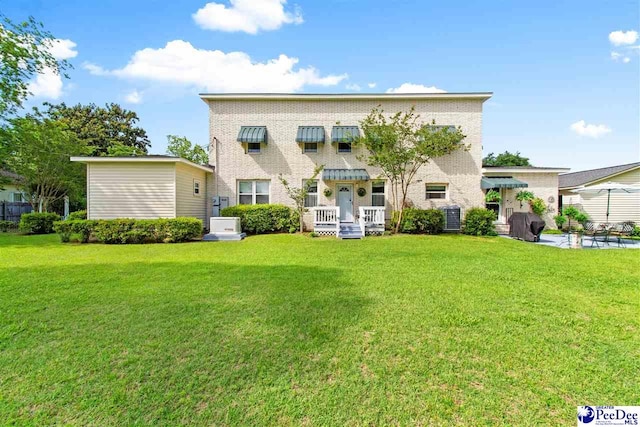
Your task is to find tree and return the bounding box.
[33,102,150,155]
[482,151,531,167]
[0,15,71,119]
[1,116,88,211]
[278,164,324,232]
[355,106,467,233]
[166,135,208,165]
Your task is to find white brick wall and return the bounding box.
[206,98,486,224]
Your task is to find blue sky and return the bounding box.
[5,0,640,171]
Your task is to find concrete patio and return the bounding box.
[500,233,640,249]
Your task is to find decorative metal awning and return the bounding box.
[331,126,360,143]
[296,126,325,143]
[481,176,528,189]
[237,126,267,143]
[323,168,370,181]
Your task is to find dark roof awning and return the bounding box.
[481,177,528,189]
[237,126,267,143]
[296,126,325,143]
[331,126,360,143]
[323,168,370,181]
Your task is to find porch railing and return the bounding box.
[359,206,385,235]
[313,206,340,237]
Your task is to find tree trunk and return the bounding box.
[300,208,305,233]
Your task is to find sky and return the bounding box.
[4,0,640,172]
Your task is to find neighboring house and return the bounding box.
[70,156,214,223]
[0,170,27,203]
[482,166,570,231]
[559,162,640,223]
[72,92,569,235]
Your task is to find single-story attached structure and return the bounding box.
[482,166,570,231]
[0,170,27,202]
[559,162,640,223]
[70,156,214,224]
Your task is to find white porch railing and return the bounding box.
[313,206,340,237]
[359,206,386,236]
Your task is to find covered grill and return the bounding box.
[507,212,546,242]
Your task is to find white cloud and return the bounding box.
[345,83,361,91]
[28,38,78,99]
[570,120,612,138]
[367,82,377,88]
[385,83,446,93]
[193,0,303,34]
[87,40,347,92]
[125,90,143,104]
[608,30,638,46]
[611,51,631,63]
[82,62,109,76]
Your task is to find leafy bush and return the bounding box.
[0,220,14,232]
[67,210,87,220]
[395,208,445,234]
[631,226,640,237]
[221,204,298,234]
[53,217,202,244]
[529,197,547,216]
[554,215,567,229]
[462,208,496,236]
[19,212,61,234]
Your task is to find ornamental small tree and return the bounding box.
[355,106,467,233]
[279,164,324,232]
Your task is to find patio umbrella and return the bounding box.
[572,181,640,223]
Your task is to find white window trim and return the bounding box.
[193,179,202,197]
[238,180,270,205]
[303,179,319,207]
[371,180,385,207]
[425,183,448,200]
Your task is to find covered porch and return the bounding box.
[481,176,529,233]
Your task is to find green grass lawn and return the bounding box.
[1,233,638,425]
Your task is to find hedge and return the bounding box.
[394,208,445,234]
[462,208,497,236]
[221,204,298,234]
[53,217,203,244]
[0,220,15,232]
[19,212,61,234]
[67,210,87,220]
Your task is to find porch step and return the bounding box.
[339,224,363,239]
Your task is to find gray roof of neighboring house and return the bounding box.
[559,162,640,189]
[0,170,23,182]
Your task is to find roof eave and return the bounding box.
[70,156,214,173]
[199,92,493,102]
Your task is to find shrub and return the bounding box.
[631,225,640,237]
[554,215,567,230]
[0,220,14,232]
[395,208,445,234]
[19,212,61,234]
[54,217,202,244]
[462,208,496,236]
[221,204,298,234]
[67,210,87,220]
[529,197,547,216]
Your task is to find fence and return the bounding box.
[1,201,33,223]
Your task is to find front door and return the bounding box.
[337,184,353,222]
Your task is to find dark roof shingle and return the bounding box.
[559,162,640,189]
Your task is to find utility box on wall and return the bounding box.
[212,196,229,217]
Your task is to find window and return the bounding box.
[426,184,447,199]
[303,142,318,153]
[193,180,201,196]
[338,142,351,153]
[238,180,270,205]
[247,142,261,153]
[371,181,385,206]
[304,180,318,207]
[11,192,24,202]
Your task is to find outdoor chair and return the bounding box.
[582,221,609,248]
[611,222,635,248]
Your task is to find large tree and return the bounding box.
[0,15,71,119]
[1,116,88,211]
[33,102,150,155]
[166,135,208,165]
[356,106,467,233]
[482,151,531,167]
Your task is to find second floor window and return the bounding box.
[304,142,318,153]
[247,142,261,153]
[338,142,351,153]
[304,180,318,207]
[238,180,270,205]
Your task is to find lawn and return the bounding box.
[0,233,638,425]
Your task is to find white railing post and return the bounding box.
[335,207,340,238]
